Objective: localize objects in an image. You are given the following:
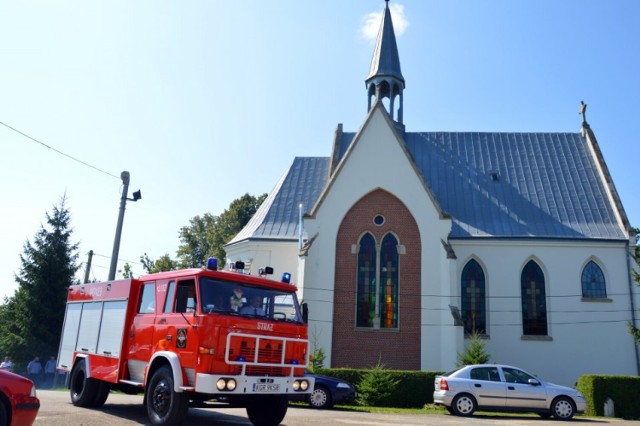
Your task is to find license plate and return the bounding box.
[253,383,280,392]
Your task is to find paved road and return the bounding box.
[35,390,640,426]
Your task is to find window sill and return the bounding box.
[581,297,612,303]
[520,335,553,341]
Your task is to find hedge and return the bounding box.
[313,368,444,408]
[576,375,640,420]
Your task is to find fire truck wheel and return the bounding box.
[70,359,102,407]
[146,365,189,425]
[246,395,288,426]
[92,381,110,408]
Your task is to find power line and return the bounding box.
[0,120,120,180]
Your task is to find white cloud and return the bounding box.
[360,3,408,41]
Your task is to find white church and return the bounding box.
[225,0,640,386]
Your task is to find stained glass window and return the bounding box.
[582,261,606,298]
[356,233,377,327]
[379,233,399,329]
[521,260,547,336]
[461,259,486,335]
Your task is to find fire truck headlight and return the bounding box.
[216,378,237,391]
[292,381,300,391]
[216,379,227,391]
[300,380,309,391]
[226,379,237,391]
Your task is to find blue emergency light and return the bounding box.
[281,272,291,284]
[207,257,218,271]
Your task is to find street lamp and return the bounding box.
[108,171,141,280]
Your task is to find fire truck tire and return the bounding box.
[146,365,189,425]
[246,395,288,426]
[92,381,110,408]
[70,359,102,407]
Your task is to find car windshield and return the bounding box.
[198,277,303,323]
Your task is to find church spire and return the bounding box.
[366,0,405,127]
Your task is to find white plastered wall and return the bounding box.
[450,238,640,386]
[303,107,452,369]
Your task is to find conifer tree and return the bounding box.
[0,197,79,367]
[456,332,491,367]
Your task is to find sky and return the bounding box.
[1,0,639,300]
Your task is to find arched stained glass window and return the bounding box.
[461,259,486,335]
[356,233,377,327]
[521,260,548,336]
[582,261,606,298]
[379,233,399,329]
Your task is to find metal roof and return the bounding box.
[343,130,625,240]
[226,157,329,245]
[230,130,626,244]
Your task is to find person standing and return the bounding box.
[44,356,56,388]
[0,356,13,371]
[27,356,42,387]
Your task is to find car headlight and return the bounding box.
[336,382,351,389]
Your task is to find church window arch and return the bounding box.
[355,232,400,329]
[581,260,607,299]
[379,233,399,329]
[521,260,548,336]
[461,259,486,335]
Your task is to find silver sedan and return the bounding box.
[433,364,587,420]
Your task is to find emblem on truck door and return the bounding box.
[176,328,187,348]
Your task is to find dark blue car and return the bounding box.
[290,372,356,409]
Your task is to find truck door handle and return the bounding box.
[159,318,166,323]
[129,332,134,338]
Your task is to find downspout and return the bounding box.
[626,238,640,375]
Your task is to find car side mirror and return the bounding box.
[528,378,541,386]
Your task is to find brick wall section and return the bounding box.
[332,189,422,370]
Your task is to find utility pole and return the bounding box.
[108,171,141,281]
[84,250,94,283]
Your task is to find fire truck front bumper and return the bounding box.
[195,373,314,396]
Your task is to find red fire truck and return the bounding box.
[57,258,313,426]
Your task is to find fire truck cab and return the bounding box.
[57,259,312,426]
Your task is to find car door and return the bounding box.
[501,366,547,409]
[467,366,507,408]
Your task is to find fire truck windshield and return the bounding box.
[198,277,303,323]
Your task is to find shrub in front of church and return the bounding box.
[316,367,444,408]
[356,361,399,407]
[577,375,640,419]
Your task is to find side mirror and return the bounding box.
[302,302,309,324]
[528,378,541,386]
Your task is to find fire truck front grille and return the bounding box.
[225,332,309,374]
[237,341,283,364]
[246,366,287,376]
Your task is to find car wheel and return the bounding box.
[551,396,576,420]
[451,393,476,417]
[308,386,332,409]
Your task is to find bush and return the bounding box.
[456,332,490,366]
[356,361,399,407]
[577,375,640,420]
[316,367,445,408]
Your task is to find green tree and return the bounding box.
[356,360,399,407]
[0,197,79,368]
[140,253,179,274]
[456,332,491,366]
[176,193,267,268]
